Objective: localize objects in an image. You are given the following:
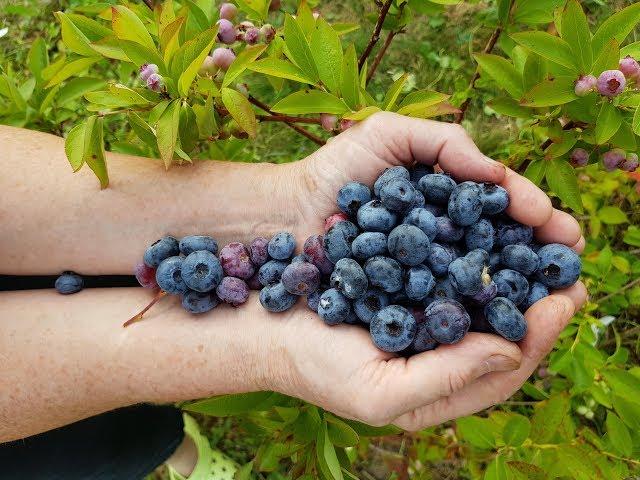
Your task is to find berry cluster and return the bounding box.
[574,56,640,98]
[569,147,639,173]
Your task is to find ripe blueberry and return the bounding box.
[403,207,437,241]
[370,305,417,352]
[363,256,403,293]
[182,290,219,314]
[357,200,398,232]
[260,282,298,312]
[493,269,529,306]
[500,244,540,276]
[387,224,431,266]
[434,216,465,243]
[426,242,458,277]
[323,221,358,263]
[351,231,388,260]
[465,218,495,251]
[318,288,352,325]
[337,181,372,216]
[179,235,218,256]
[494,219,533,247]
[144,236,180,268]
[408,322,438,353]
[535,243,581,289]
[418,174,456,205]
[448,181,483,226]
[330,258,368,299]
[282,261,321,295]
[405,265,436,301]
[380,177,417,212]
[353,289,390,324]
[484,297,527,341]
[424,299,470,344]
[258,259,288,286]
[324,212,350,232]
[156,256,189,295]
[521,281,549,311]
[373,166,410,196]
[181,250,224,292]
[55,272,83,295]
[268,232,295,260]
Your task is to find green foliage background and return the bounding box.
[1,0,639,478]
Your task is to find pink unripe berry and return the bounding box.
[597,70,626,97]
[619,55,640,79]
[260,24,276,43]
[602,148,626,171]
[320,113,338,132]
[139,63,158,82]
[574,75,596,96]
[324,213,350,232]
[339,119,357,131]
[146,73,164,92]
[219,2,238,20]
[134,262,158,289]
[570,148,589,167]
[621,153,639,172]
[245,27,260,45]
[212,47,236,70]
[198,55,219,76]
[238,21,255,31]
[269,0,281,11]
[217,18,237,44]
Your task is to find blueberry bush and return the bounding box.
[1,0,640,478]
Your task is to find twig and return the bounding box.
[358,0,394,71]
[598,277,640,303]
[454,26,503,123]
[248,95,325,146]
[257,114,321,124]
[366,29,399,84]
[123,290,168,327]
[540,121,577,150]
[142,0,154,9]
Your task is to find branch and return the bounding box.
[257,114,321,124]
[142,0,154,9]
[454,26,503,124]
[366,29,399,84]
[540,121,577,150]
[598,277,640,303]
[248,95,325,146]
[358,0,394,71]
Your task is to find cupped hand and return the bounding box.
[262,112,587,429]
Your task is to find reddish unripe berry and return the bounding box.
[244,27,260,45]
[597,70,626,97]
[217,19,237,44]
[146,73,164,92]
[303,234,334,275]
[324,212,350,232]
[212,47,236,70]
[249,237,270,266]
[269,0,281,11]
[134,262,158,289]
[570,148,589,167]
[198,55,218,76]
[219,2,238,20]
[219,242,255,279]
[602,148,626,171]
[260,24,276,42]
[619,55,640,79]
[216,277,249,306]
[320,113,338,132]
[339,119,357,131]
[574,75,596,96]
[237,20,255,31]
[139,63,158,82]
[246,272,262,290]
[621,153,639,172]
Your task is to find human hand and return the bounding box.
[258,112,587,429]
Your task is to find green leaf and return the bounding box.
[85,84,152,107]
[325,414,359,447]
[56,11,97,57]
[27,37,48,84]
[284,14,318,81]
[592,39,620,75]
[156,99,181,168]
[89,36,131,62]
[598,206,628,224]
[247,57,314,84]
[183,391,276,416]
[611,121,637,151]
[502,415,531,447]
[185,0,209,33]
[333,23,360,36]
[522,53,547,92]
[64,123,86,172]
[223,44,267,87]
[83,115,109,189]
[343,106,381,120]
[221,87,257,138]
[179,103,198,154]
[511,31,576,70]
[341,44,359,110]
[560,0,592,73]
[488,97,532,118]
[507,462,547,480]
[606,412,632,457]
[57,77,107,106]
[530,394,569,442]
[129,111,157,148]
[67,13,112,40]
[602,369,640,401]
[398,89,449,109]
[591,3,640,59]
[484,454,508,480]
[45,57,101,88]
[497,0,511,25]
[234,462,253,480]
[456,416,498,449]
[612,395,640,430]
[383,74,408,110]
[192,94,217,139]
[271,90,349,114]
[474,53,523,98]
[176,28,218,96]
[545,158,583,212]
[317,422,344,480]
[546,131,577,158]
[341,419,400,437]
[0,75,26,110]
[295,2,316,38]
[309,18,343,94]
[520,76,578,107]
[633,105,640,136]
[595,102,622,144]
[111,5,155,51]
[621,41,640,58]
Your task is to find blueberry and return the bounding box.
[387,224,431,266]
[426,242,458,277]
[466,248,490,266]
[246,272,262,290]
[403,208,437,241]
[370,305,417,352]
[489,252,502,272]
[380,177,417,212]
[448,250,490,296]
[480,184,509,215]
[143,236,179,268]
[219,242,255,279]
[303,234,334,275]
[179,235,218,256]
[291,254,308,264]
[357,200,398,232]
[318,288,352,325]
[484,297,527,341]
[258,260,288,286]
[374,166,410,196]
[448,181,483,226]
[409,164,435,185]
[324,212,350,232]
[260,282,298,312]
[352,232,388,260]
[268,232,296,260]
[535,243,581,289]
[249,237,270,267]
[156,256,189,295]
[181,250,224,292]
[330,220,359,240]
[134,263,157,289]
[435,216,464,242]
[337,181,372,216]
[424,299,470,344]
[353,289,390,323]
[216,277,249,306]
[282,261,321,295]
[469,307,493,333]
[469,281,497,305]
[182,290,219,314]
[423,203,445,217]
[306,290,323,312]
[409,322,438,353]
[429,277,463,303]
[55,272,83,295]
[364,256,404,293]
[405,265,436,301]
[330,258,368,299]
[521,281,549,311]
[501,244,540,276]
[418,174,456,205]
[323,221,358,264]
[493,269,529,306]
[465,218,495,251]
[411,190,426,208]
[494,220,533,247]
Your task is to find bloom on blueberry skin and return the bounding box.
[619,55,640,80]
[570,148,589,167]
[602,148,626,171]
[146,73,164,92]
[244,27,260,45]
[219,2,238,20]
[216,19,237,44]
[574,75,597,96]
[596,70,626,97]
[212,47,236,70]
[198,55,218,76]
[139,63,158,82]
[320,113,338,132]
[621,153,639,172]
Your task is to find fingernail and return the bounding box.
[486,355,520,372]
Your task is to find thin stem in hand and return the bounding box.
[358,0,394,71]
[123,290,168,327]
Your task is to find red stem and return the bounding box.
[123,290,168,327]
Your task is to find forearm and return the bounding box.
[0,288,278,443]
[0,126,301,275]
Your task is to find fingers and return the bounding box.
[572,236,586,253]
[341,112,506,183]
[534,209,582,247]
[502,168,553,227]
[392,294,576,431]
[553,281,588,312]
